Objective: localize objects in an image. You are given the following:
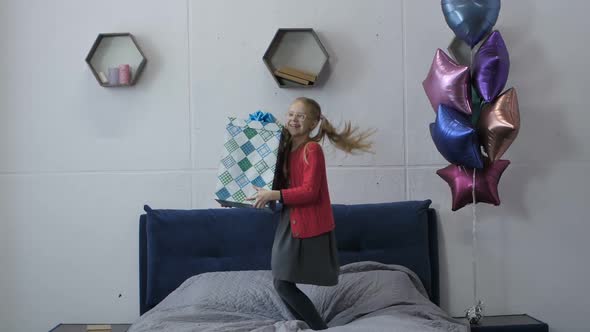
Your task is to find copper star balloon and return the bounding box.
[423,49,473,115]
[437,160,510,211]
[478,87,520,161]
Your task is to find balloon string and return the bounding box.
[471,168,477,305]
[470,42,478,307]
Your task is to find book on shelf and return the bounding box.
[276,66,317,82]
[273,70,311,85]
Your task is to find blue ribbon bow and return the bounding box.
[249,110,276,124]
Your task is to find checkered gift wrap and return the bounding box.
[214,117,283,207]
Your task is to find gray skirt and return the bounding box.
[271,207,340,286]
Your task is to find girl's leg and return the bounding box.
[273,279,305,321]
[273,279,328,330]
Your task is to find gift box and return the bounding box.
[214,114,283,209]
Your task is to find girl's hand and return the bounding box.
[246,186,279,208]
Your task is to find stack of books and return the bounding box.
[273,66,317,86]
[87,325,112,332]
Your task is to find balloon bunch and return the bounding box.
[423,1,520,324]
[423,0,520,212]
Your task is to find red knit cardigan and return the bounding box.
[281,142,335,238]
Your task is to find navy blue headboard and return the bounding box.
[139,200,439,315]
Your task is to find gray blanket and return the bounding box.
[129,262,468,332]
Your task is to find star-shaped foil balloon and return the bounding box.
[436,160,511,211]
[422,48,472,115]
[478,88,520,161]
[430,104,483,169]
[473,30,510,103]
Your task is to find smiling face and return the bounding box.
[285,100,318,138]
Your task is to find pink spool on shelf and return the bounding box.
[119,64,131,85]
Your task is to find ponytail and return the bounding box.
[310,116,375,154]
[277,127,292,190]
[292,97,374,155]
[278,97,375,187]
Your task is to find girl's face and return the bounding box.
[285,101,318,138]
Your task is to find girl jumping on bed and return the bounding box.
[247,97,374,330]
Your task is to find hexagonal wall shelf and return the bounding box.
[263,28,329,88]
[85,33,147,87]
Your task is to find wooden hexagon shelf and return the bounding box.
[263,28,329,88]
[85,33,147,87]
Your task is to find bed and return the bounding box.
[131,200,467,331]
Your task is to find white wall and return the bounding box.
[0,1,588,331]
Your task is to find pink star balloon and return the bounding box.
[436,160,511,211]
[423,48,473,115]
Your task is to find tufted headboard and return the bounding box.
[139,200,439,315]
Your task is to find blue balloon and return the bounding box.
[441,0,501,48]
[430,104,484,168]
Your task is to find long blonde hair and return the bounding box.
[298,97,375,154]
[277,97,375,188]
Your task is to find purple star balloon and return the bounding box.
[423,49,473,115]
[436,160,510,211]
[473,31,510,102]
